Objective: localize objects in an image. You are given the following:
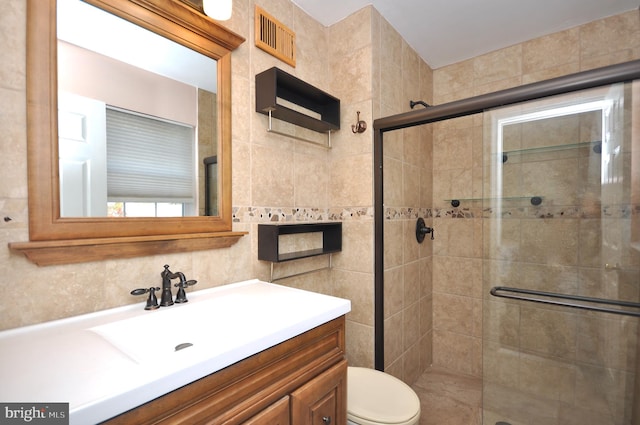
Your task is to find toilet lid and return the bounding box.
[347,367,421,425]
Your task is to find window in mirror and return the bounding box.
[104,107,195,217]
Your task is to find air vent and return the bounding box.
[255,5,296,67]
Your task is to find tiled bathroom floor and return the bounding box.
[411,367,483,425]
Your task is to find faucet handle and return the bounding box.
[131,287,161,310]
[175,279,197,288]
[174,279,197,303]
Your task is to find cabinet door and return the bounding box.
[291,360,347,425]
[243,396,290,425]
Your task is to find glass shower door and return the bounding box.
[482,81,640,425]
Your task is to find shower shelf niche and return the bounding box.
[501,140,602,163]
[446,196,543,208]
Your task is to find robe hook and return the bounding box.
[351,111,367,134]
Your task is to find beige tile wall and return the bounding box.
[376,12,435,384]
[325,6,377,368]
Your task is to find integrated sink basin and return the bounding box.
[89,295,239,364]
[0,279,351,425]
[89,284,324,365]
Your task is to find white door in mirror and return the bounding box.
[58,92,108,216]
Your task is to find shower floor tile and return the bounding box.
[411,367,482,425]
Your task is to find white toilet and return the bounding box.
[347,367,421,425]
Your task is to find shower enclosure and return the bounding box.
[373,60,640,425]
[482,82,640,425]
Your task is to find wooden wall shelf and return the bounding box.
[258,222,342,263]
[255,67,340,133]
[9,232,246,266]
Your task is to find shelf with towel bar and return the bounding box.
[258,222,341,283]
[490,286,640,317]
[256,67,340,148]
[258,222,342,262]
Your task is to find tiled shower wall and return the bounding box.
[430,10,640,379]
[375,13,434,384]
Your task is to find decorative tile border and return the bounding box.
[232,206,375,223]
[233,204,639,223]
[384,207,432,220]
[382,204,640,220]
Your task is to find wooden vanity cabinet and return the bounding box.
[291,360,347,425]
[243,396,290,425]
[103,316,346,425]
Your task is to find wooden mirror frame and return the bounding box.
[10,0,246,266]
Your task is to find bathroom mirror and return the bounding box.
[10,0,245,265]
[57,0,219,218]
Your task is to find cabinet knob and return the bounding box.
[322,417,331,424]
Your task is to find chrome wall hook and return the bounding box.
[351,111,367,134]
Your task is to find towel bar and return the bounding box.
[490,286,640,317]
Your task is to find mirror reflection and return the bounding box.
[57,0,218,218]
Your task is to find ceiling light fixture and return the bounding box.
[203,0,232,21]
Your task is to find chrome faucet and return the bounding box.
[160,264,197,306]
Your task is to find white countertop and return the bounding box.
[0,280,351,424]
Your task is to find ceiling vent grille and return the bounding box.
[255,5,296,67]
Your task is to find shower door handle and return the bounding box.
[490,286,640,317]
